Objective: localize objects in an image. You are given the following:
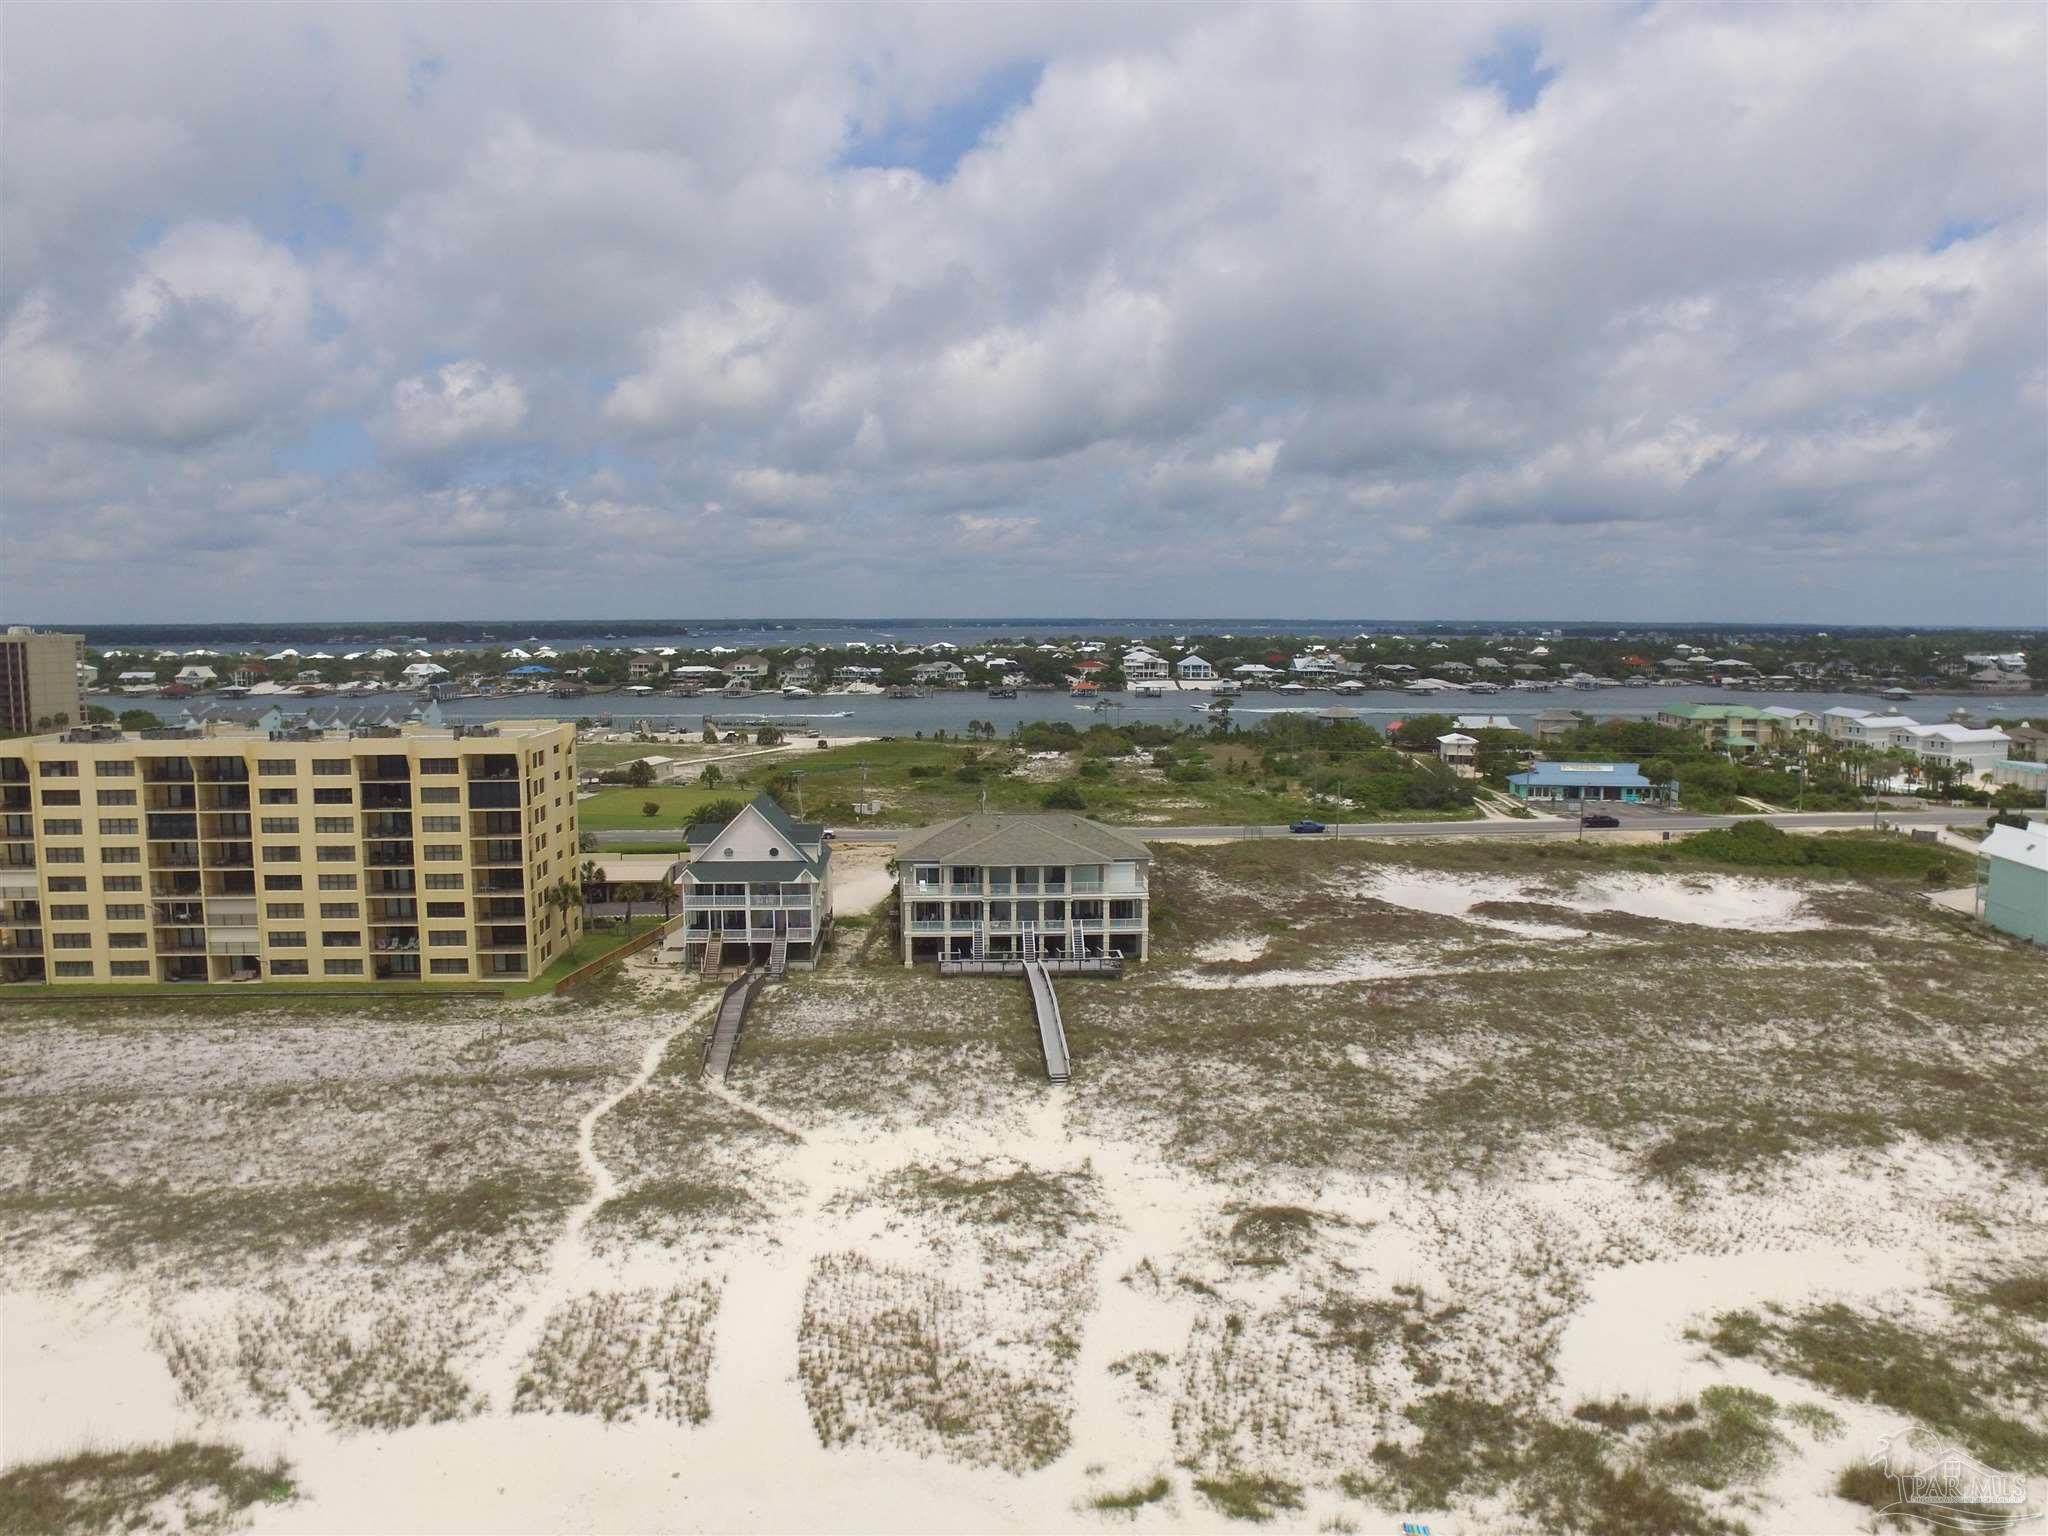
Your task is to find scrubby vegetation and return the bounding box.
[0,1442,294,1535]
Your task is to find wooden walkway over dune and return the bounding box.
[702,968,765,1080]
[1023,961,1070,1084]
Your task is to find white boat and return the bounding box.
[782,685,814,698]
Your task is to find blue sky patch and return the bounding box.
[1930,217,1995,252]
[839,59,1042,180]
[1468,28,1557,114]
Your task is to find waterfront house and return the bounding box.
[1507,762,1675,806]
[1435,733,1478,773]
[1532,708,1584,742]
[1762,706,1821,735]
[1977,820,2048,945]
[1821,707,1872,741]
[1123,650,1168,681]
[679,794,832,970]
[1174,655,1216,681]
[896,813,1150,964]
[1291,655,1340,679]
[1994,722,2044,761]
[1656,702,1775,753]
[910,661,968,687]
[722,654,770,680]
[1906,724,2012,779]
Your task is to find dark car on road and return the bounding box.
[1581,813,1621,828]
[1290,819,1327,834]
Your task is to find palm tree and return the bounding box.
[617,881,643,921]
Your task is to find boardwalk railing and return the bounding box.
[702,968,765,1080]
[1023,961,1071,1084]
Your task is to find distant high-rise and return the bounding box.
[0,627,85,734]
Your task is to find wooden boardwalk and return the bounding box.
[1023,961,1071,1084]
[702,969,764,1080]
[937,956,1123,979]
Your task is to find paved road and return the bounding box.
[595,807,1992,848]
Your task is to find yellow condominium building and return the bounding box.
[0,719,581,987]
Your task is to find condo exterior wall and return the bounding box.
[0,720,579,987]
[0,628,86,735]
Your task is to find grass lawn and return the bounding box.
[498,914,670,997]
[689,737,1480,829]
[578,784,741,829]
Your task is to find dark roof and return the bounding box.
[685,793,829,876]
[684,860,815,883]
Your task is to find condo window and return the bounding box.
[260,817,300,834]
[257,759,295,776]
[48,904,87,921]
[105,904,145,921]
[38,761,78,778]
[42,819,82,837]
[101,876,141,892]
[46,876,85,893]
[100,847,140,864]
[324,958,363,976]
[319,902,359,920]
[94,760,135,777]
[262,845,301,862]
[53,961,93,977]
[315,845,353,862]
[426,901,465,918]
[96,789,138,806]
[419,786,460,804]
[109,960,149,977]
[423,844,461,861]
[266,903,305,920]
[51,932,91,949]
[420,815,460,833]
[418,758,457,775]
[263,874,303,891]
[270,959,308,975]
[38,790,81,806]
[429,958,469,975]
[98,818,138,836]
[313,788,352,805]
[321,931,360,948]
[314,817,354,834]
[108,932,148,949]
[429,930,465,947]
[425,874,463,890]
[317,874,357,892]
[260,788,298,805]
[312,759,349,776]
[269,930,306,947]
[45,848,83,864]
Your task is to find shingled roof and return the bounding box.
[896,813,1151,867]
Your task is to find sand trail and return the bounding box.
[486,993,722,1410]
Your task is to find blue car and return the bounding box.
[1290,819,1327,834]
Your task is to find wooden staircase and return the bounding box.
[768,930,788,978]
[699,936,722,978]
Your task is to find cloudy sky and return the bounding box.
[3,3,2043,625]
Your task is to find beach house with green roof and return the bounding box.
[679,794,833,970]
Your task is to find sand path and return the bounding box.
[486,992,723,1410]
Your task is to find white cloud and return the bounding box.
[381,361,528,456]
[1,3,2042,620]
